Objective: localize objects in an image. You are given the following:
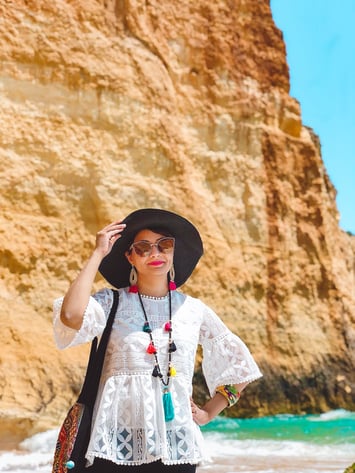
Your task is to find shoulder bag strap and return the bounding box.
[78,289,119,406]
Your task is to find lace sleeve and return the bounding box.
[53,288,113,350]
[199,303,262,397]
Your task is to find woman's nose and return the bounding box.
[150,243,161,255]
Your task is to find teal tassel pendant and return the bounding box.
[162,389,175,422]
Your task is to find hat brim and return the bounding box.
[99,209,203,289]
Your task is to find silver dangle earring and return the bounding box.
[129,265,138,293]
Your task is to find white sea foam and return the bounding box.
[19,429,59,454]
[0,430,57,472]
[200,434,355,473]
[203,432,355,458]
[310,409,355,422]
[0,451,52,472]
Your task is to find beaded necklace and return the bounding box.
[138,290,176,422]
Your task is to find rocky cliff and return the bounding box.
[0,0,354,445]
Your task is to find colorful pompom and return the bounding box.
[146,342,157,354]
[168,341,177,353]
[164,321,172,332]
[169,281,177,290]
[168,365,177,377]
[143,322,152,333]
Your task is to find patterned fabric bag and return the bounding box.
[52,289,119,473]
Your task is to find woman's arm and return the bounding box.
[60,221,126,330]
[191,382,248,426]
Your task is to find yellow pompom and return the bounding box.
[169,365,177,377]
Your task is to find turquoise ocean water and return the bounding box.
[0,409,354,473]
[198,409,354,473]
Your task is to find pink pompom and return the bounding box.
[164,322,172,332]
[169,281,177,290]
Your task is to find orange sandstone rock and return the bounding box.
[0,0,354,444]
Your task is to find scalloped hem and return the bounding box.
[86,452,201,467]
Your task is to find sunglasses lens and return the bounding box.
[132,241,152,256]
[157,238,175,253]
[131,237,175,256]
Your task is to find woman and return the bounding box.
[53,208,262,472]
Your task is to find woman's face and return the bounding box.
[125,229,174,280]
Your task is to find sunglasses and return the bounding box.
[129,237,175,257]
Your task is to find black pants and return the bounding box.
[83,458,197,472]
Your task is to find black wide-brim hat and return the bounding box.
[99,208,204,289]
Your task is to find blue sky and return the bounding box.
[270,0,355,234]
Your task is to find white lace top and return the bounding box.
[53,288,262,467]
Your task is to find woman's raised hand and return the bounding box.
[95,221,126,257]
[60,221,126,329]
